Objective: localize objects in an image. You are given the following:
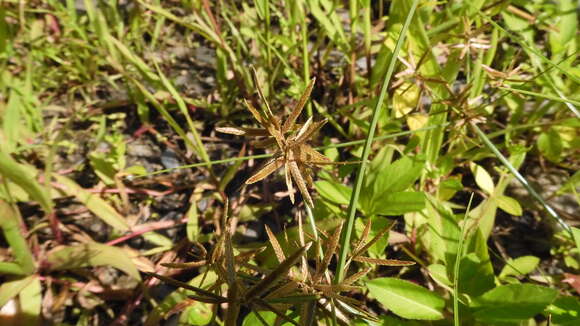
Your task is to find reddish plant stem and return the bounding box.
[106,218,186,246]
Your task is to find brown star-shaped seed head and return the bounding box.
[217,69,331,207]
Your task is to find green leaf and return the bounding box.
[471,284,558,323]
[499,256,540,279]
[19,275,41,325]
[0,200,35,275]
[307,0,348,52]
[144,271,218,326]
[468,195,499,240]
[548,0,577,54]
[537,128,563,163]
[0,150,52,213]
[373,156,425,198]
[508,145,528,170]
[458,253,495,297]
[439,177,463,201]
[428,264,451,287]
[88,153,117,185]
[367,277,445,320]
[373,191,426,216]
[572,227,580,253]
[181,300,213,325]
[0,275,36,308]
[46,242,141,280]
[0,262,26,275]
[497,195,523,216]
[354,216,392,258]
[546,296,580,325]
[558,170,580,195]
[315,180,352,205]
[186,196,199,242]
[242,311,278,326]
[393,83,420,118]
[470,163,494,194]
[370,44,393,88]
[54,175,129,232]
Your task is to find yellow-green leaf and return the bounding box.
[394,83,420,118]
[497,195,522,216]
[470,163,494,194]
[0,275,37,308]
[499,256,540,279]
[54,175,129,232]
[47,242,141,280]
[367,277,445,320]
[0,151,52,213]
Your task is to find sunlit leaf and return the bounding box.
[499,256,540,279]
[53,175,129,231]
[47,242,141,280]
[0,151,52,213]
[470,163,494,194]
[471,284,557,323]
[372,191,426,215]
[367,277,445,320]
[537,128,563,163]
[315,180,352,205]
[497,195,523,216]
[0,275,36,308]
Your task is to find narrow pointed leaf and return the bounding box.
[265,225,286,264]
[246,156,285,184]
[245,242,312,300]
[288,161,313,207]
[353,256,415,266]
[146,272,227,303]
[54,175,129,231]
[47,243,140,280]
[283,77,316,133]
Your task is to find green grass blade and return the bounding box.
[134,124,447,178]
[498,86,580,114]
[127,76,198,153]
[153,61,211,162]
[53,175,130,232]
[471,123,573,237]
[0,151,53,213]
[335,0,420,283]
[453,193,475,326]
[0,200,35,275]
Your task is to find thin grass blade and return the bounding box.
[336,0,420,282]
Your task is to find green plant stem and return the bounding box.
[471,122,573,237]
[453,193,475,326]
[301,2,312,118]
[0,200,35,275]
[305,202,338,326]
[134,118,562,179]
[334,0,420,283]
[304,204,320,253]
[498,86,580,112]
[263,0,272,98]
[132,124,445,178]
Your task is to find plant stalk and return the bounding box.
[335,0,420,283]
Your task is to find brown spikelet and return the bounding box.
[352,256,416,266]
